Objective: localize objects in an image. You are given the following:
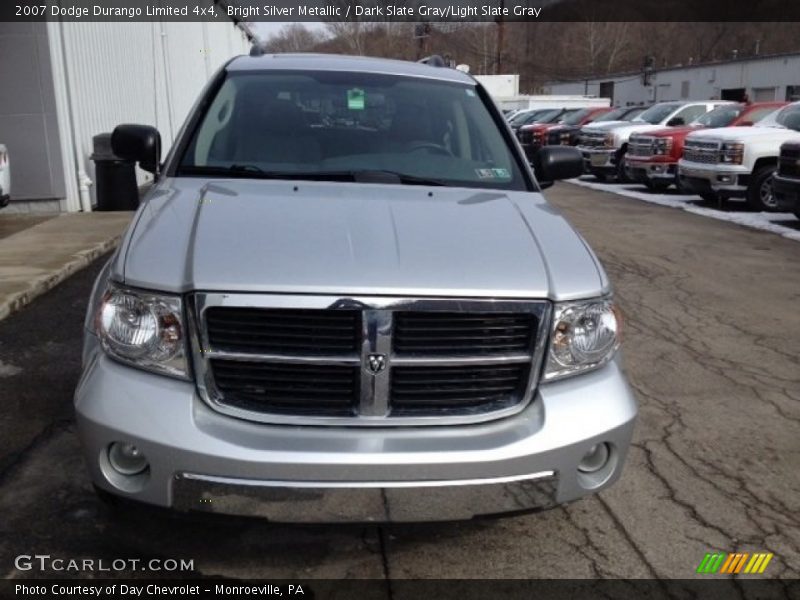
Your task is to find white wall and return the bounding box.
[48,21,251,211]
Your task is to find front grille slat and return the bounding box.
[200,302,543,423]
[393,312,536,357]
[390,364,528,413]
[210,358,358,415]
[206,307,361,355]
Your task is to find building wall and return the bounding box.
[0,21,251,212]
[51,21,252,211]
[0,22,66,208]
[545,54,800,108]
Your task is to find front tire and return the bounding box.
[615,149,630,183]
[746,166,779,212]
[699,192,719,204]
[645,180,670,192]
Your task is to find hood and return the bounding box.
[686,125,800,143]
[113,178,607,301]
[645,125,704,138]
[583,120,638,132]
[521,123,557,133]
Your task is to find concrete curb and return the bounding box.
[0,213,132,322]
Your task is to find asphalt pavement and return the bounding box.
[0,182,798,585]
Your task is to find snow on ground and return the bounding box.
[566,177,800,242]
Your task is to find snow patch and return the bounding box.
[0,360,23,377]
[566,177,800,243]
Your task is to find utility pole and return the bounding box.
[414,23,430,60]
[495,1,505,74]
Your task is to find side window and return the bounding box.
[674,104,708,124]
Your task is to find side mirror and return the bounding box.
[666,117,685,126]
[532,146,584,190]
[111,124,161,174]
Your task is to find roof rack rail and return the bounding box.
[418,55,447,67]
[250,44,264,57]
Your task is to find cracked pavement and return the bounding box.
[0,181,798,583]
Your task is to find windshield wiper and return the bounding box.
[178,166,447,186]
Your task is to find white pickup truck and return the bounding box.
[0,144,10,208]
[678,102,800,211]
[578,101,731,182]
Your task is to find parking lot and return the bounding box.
[0,181,798,583]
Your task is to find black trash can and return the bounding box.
[91,133,139,211]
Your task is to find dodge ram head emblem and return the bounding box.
[366,353,387,374]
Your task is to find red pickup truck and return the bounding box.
[518,107,612,161]
[625,102,786,193]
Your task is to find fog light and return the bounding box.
[578,443,610,473]
[108,442,149,476]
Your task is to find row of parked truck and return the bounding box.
[509,100,800,218]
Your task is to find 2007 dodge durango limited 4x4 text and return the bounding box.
[75,54,637,523]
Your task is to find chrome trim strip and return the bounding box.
[190,293,551,427]
[179,470,556,489]
[205,350,360,366]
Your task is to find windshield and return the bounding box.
[755,104,800,130]
[178,71,527,191]
[508,110,531,124]
[527,109,561,124]
[694,104,744,127]
[560,108,594,126]
[637,103,682,124]
[594,107,628,122]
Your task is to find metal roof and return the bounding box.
[546,50,800,85]
[227,53,475,84]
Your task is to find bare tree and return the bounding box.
[264,24,325,53]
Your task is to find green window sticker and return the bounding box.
[347,88,365,110]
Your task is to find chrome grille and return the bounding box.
[192,295,550,426]
[683,139,721,164]
[579,130,607,148]
[628,135,654,158]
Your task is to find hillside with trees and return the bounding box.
[263,22,800,92]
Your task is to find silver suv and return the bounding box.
[76,54,637,523]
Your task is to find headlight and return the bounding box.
[559,131,571,145]
[604,133,616,148]
[95,284,188,378]
[653,138,673,155]
[720,142,744,164]
[544,298,621,381]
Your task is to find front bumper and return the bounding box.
[678,161,749,197]
[75,350,637,523]
[772,174,800,212]
[625,159,677,184]
[579,147,617,173]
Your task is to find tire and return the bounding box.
[591,170,608,182]
[615,149,630,183]
[699,192,719,204]
[645,180,670,192]
[746,165,779,212]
